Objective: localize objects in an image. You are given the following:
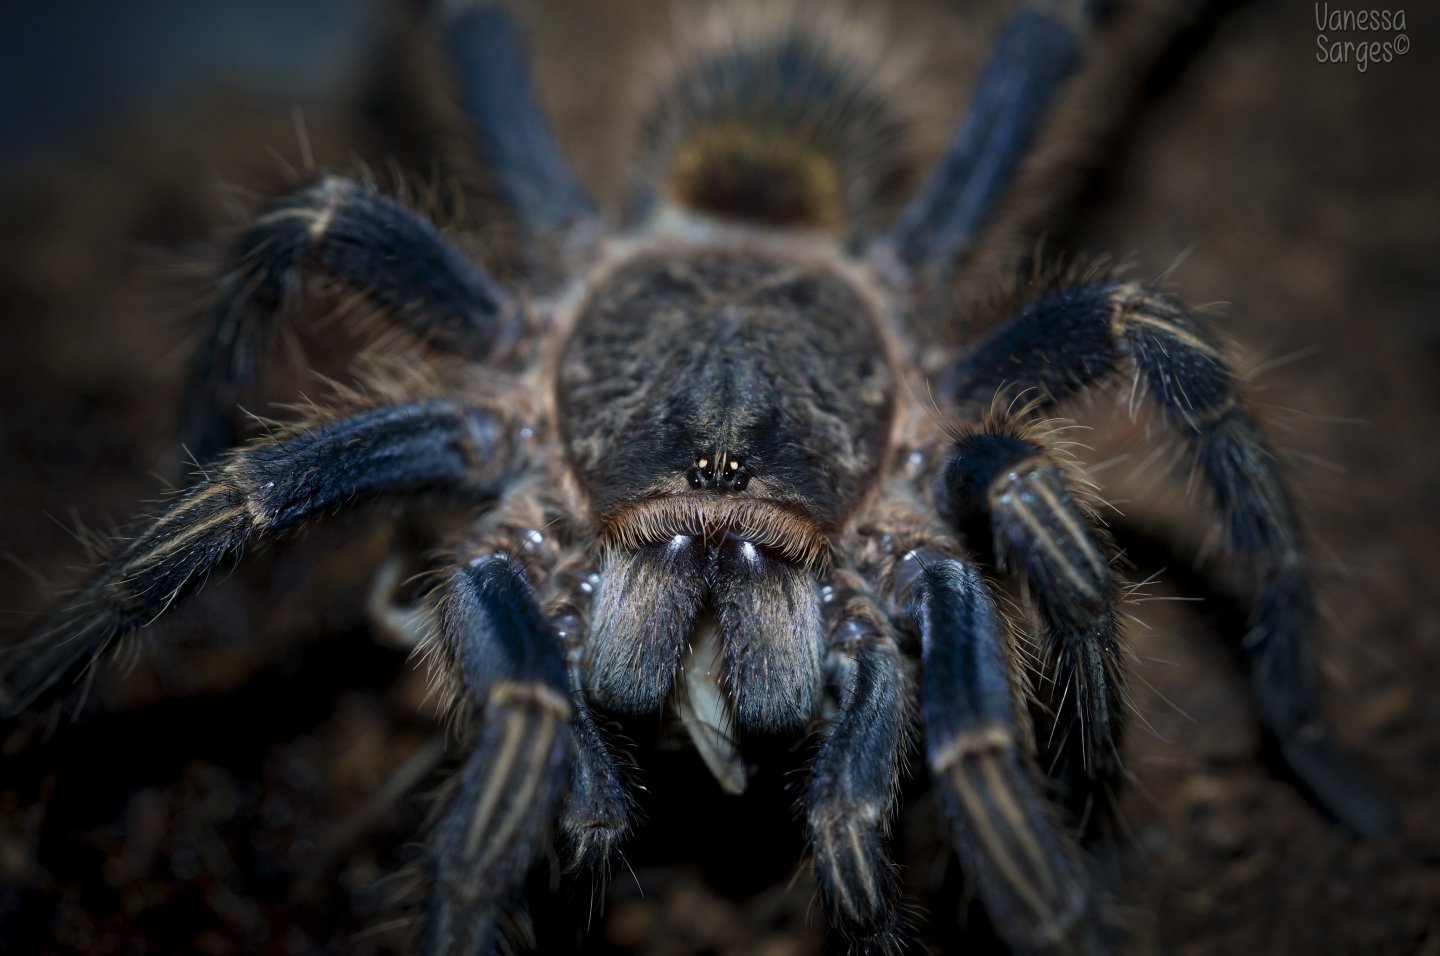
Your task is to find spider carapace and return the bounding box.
[3,1,1393,954]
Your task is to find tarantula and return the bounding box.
[2,0,1394,953]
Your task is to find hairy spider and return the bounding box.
[2,0,1395,953]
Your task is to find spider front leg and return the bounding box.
[806,580,912,950]
[420,555,574,956]
[445,491,635,883]
[183,175,520,462]
[1,396,518,716]
[553,681,633,875]
[939,425,1125,834]
[942,280,1396,837]
[896,548,1105,955]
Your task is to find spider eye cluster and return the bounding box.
[685,449,751,491]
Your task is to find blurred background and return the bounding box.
[0,0,379,169]
[0,0,1437,953]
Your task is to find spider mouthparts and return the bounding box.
[585,528,825,746]
[599,495,830,571]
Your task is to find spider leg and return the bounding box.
[942,280,1396,837]
[421,555,572,956]
[873,0,1105,278]
[806,582,911,951]
[1,397,518,717]
[896,548,1104,955]
[183,175,519,461]
[554,688,632,874]
[441,0,599,250]
[452,491,635,876]
[939,426,1124,835]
